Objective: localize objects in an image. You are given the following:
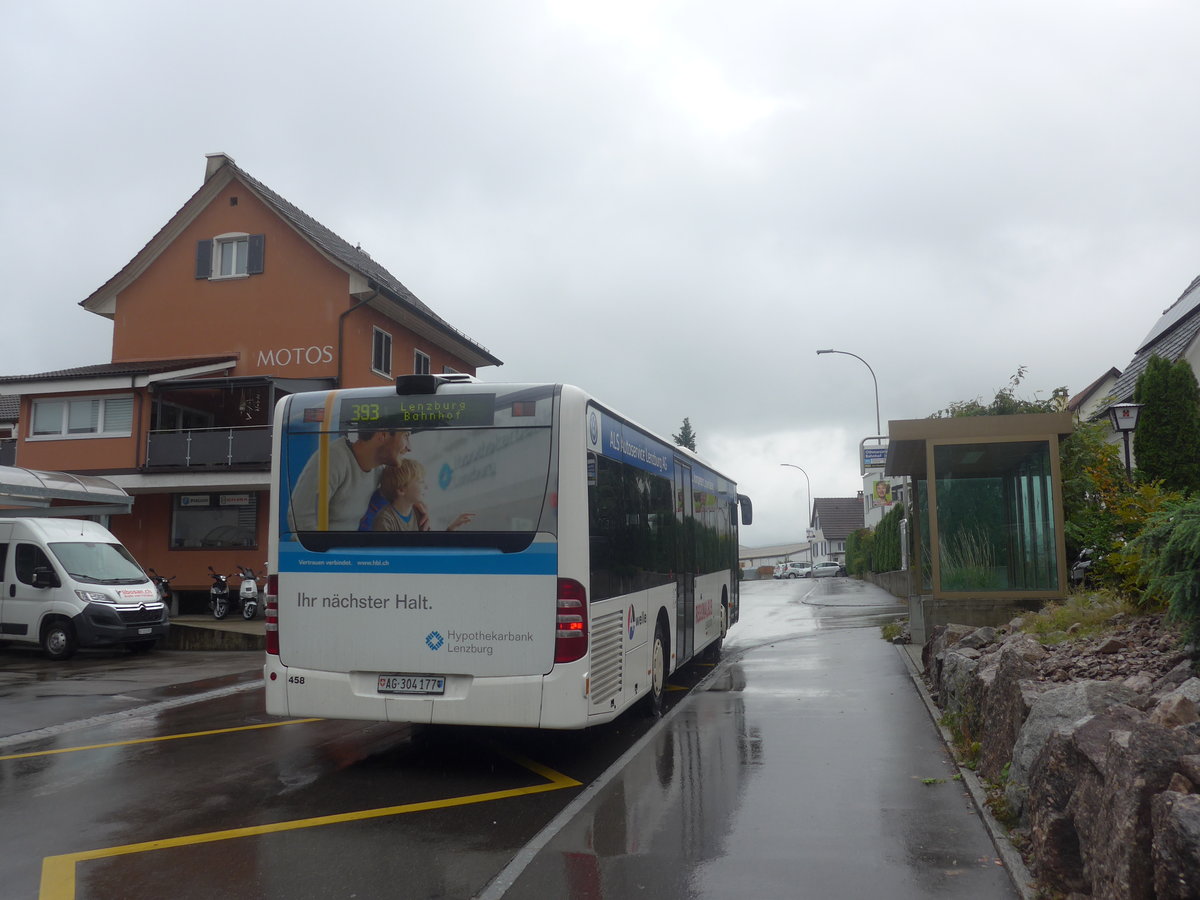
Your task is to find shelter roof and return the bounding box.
[885,412,1075,479]
[0,465,133,516]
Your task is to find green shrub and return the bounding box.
[1130,497,1200,654]
[871,502,905,573]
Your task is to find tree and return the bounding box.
[930,366,1069,418]
[1132,355,1200,494]
[673,418,697,451]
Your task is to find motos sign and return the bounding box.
[257,345,334,368]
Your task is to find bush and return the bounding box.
[846,528,872,576]
[1130,497,1200,652]
[871,503,905,573]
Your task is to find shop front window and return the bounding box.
[171,493,258,549]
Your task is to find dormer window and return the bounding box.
[195,233,265,279]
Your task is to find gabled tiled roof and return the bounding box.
[214,157,501,367]
[1068,367,1121,413]
[812,497,864,541]
[1109,274,1200,402]
[0,357,236,384]
[80,154,502,368]
[0,395,18,420]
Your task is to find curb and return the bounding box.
[165,623,266,652]
[895,643,1038,900]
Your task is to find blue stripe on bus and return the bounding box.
[277,541,558,576]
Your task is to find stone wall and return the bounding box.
[923,621,1200,899]
[861,569,910,598]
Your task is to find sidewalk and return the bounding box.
[166,614,266,651]
[488,605,1024,900]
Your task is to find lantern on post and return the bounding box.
[1106,402,1143,478]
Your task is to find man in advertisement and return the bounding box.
[287,428,428,532]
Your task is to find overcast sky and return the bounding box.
[4,1,1200,547]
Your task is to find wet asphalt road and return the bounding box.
[0,577,1019,899]
[489,577,1018,899]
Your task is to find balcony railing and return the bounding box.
[145,427,272,469]
[0,439,14,467]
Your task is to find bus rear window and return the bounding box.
[278,386,558,544]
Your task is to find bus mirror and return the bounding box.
[737,494,753,526]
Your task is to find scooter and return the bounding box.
[235,565,262,620]
[146,568,177,616]
[208,567,233,619]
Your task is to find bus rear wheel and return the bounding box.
[643,621,667,719]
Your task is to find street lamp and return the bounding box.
[816,349,881,437]
[780,463,811,537]
[1106,402,1143,478]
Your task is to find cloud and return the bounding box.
[3,0,1199,546]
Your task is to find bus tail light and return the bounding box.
[265,573,279,656]
[555,578,588,664]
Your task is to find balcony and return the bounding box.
[145,426,272,470]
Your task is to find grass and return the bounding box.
[940,525,1001,592]
[938,709,982,769]
[880,620,904,642]
[1019,588,1139,645]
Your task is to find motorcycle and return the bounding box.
[146,568,177,616]
[235,565,263,620]
[208,566,233,619]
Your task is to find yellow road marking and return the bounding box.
[39,748,581,900]
[0,720,320,762]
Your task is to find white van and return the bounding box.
[0,518,168,660]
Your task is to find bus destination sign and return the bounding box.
[340,394,497,430]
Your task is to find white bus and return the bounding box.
[264,376,751,729]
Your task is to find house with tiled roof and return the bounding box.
[1108,273,1200,405]
[0,153,501,609]
[809,496,865,565]
[1067,366,1122,423]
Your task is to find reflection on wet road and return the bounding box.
[498,577,1017,900]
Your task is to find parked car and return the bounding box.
[782,562,812,578]
[811,561,846,578]
[772,563,787,579]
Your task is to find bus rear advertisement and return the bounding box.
[264,377,751,730]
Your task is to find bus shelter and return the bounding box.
[0,465,134,517]
[884,412,1074,644]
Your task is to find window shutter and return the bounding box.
[195,240,213,278]
[247,234,265,274]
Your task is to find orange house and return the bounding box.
[0,153,501,610]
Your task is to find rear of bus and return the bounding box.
[263,379,593,728]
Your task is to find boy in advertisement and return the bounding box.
[371,459,475,532]
[287,428,428,532]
